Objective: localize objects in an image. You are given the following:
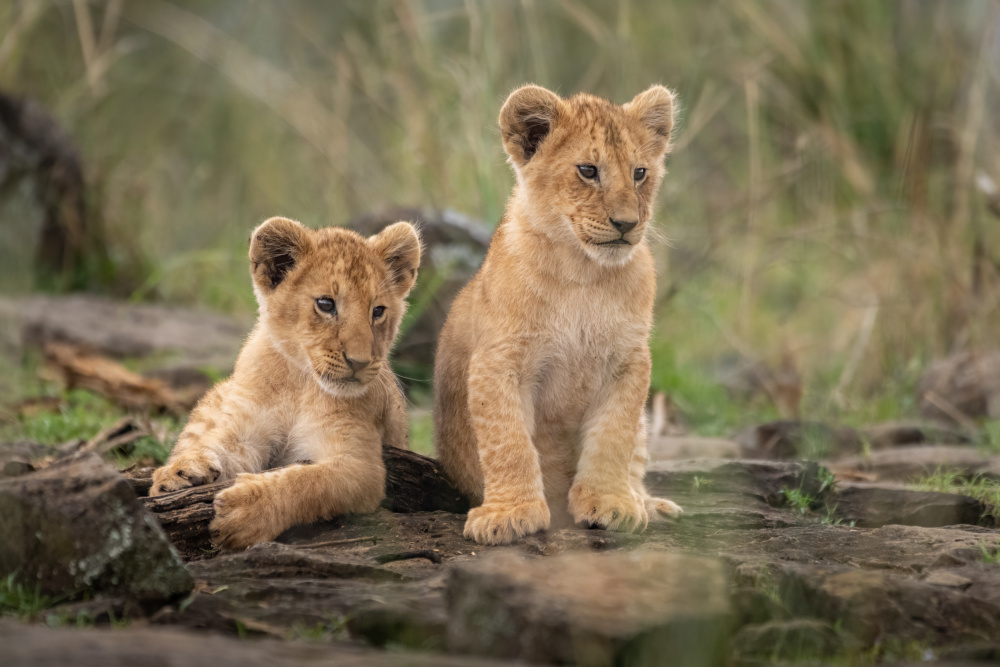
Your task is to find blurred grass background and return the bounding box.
[2,0,1000,438]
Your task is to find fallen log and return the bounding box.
[139,445,470,560]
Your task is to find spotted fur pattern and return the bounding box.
[151,218,420,550]
[434,84,683,545]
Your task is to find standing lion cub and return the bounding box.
[434,84,682,545]
[151,217,420,550]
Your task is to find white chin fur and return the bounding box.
[314,376,372,399]
[583,242,637,267]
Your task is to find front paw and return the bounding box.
[464,499,550,546]
[645,496,683,520]
[151,455,221,495]
[568,483,648,532]
[211,474,281,550]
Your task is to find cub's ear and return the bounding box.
[369,222,421,296]
[625,84,677,150]
[249,217,312,291]
[499,84,563,167]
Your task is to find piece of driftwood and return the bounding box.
[44,342,185,414]
[139,445,470,560]
[382,445,470,514]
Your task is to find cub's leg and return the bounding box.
[462,345,549,545]
[150,383,274,495]
[629,413,683,520]
[211,428,384,550]
[569,348,672,532]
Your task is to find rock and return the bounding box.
[0,440,52,466]
[726,524,998,574]
[0,452,192,605]
[775,562,1000,646]
[347,600,447,650]
[647,436,740,461]
[0,294,249,372]
[731,619,845,661]
[917,350,1000,421]
[0,619,518,667]
[828,445,1000,483]
[736,420,862,459]
[446,550,732,666]
[350,207,490,376]
[646,459,830,507]
[827,482,988,528]
[861,420,972,449]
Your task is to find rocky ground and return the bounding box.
[3,435,1000,666]
[2,294,1000,665]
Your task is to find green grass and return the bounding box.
[0,572,55,621]
[409,410,435,457]
[979,540,1000,564]
[0,386,180,467]
[913,469,1000,518]
[288,616,349,642]
[979,421,1000,454]
[2,389,122,445]
[781,487,816,515]
[1,2,996,426]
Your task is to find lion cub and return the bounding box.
[434,84,682,545]
[151,217,420,550]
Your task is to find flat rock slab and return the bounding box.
[774,561,1000,646]
[828,482,991,528]
[0,619,522,667]
[828,445,1000,483]
[0,452,192,604]
[726,524,997,574]
[446,550,732,667]
[0,294,249,371]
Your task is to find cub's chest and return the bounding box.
[532,294,647,390]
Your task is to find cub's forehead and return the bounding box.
[560,94,643,153]
[300,228,386,292]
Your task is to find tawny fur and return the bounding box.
[151,217,420,550]
[434,84,683,546]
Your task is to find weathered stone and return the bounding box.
[646,459,829,508]
[0,619,520,666]
[347,599,447,650]
[0,294,249,372]
[731,619,845,661]
[0,440,52,466]
[828,445,1000,483]
[725,524,997,574]
[446,550,732,667]
[861,420,971,449]
[0,452,192,604]
[736,420,862,459]
[775,562,1000,646]
[827,483,988,528]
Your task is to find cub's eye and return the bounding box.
[633,167,647,181]
[316,297,336,313]
[372,306,386,320]
[577,164,598,180]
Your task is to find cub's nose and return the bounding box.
[343,353,371,373]
[610,218,638,235]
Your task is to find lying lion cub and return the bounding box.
[151,217,420,549]
[434,84,682,545]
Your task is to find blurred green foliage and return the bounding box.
[1,1,999,433]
